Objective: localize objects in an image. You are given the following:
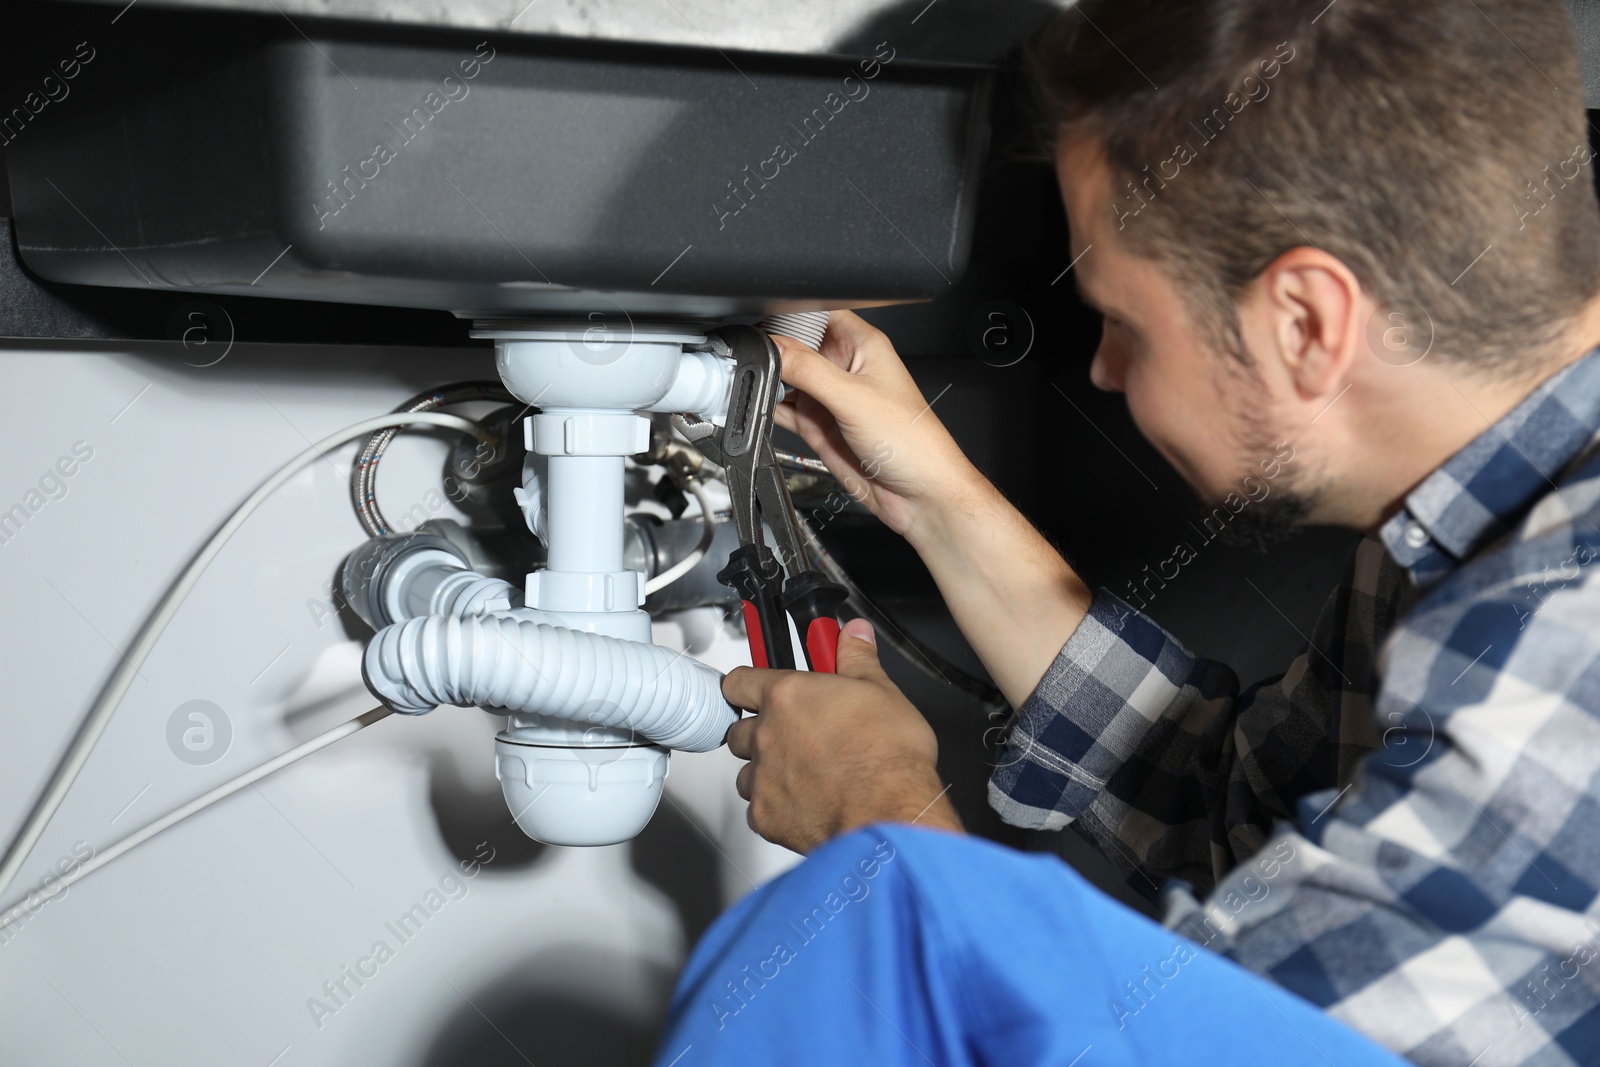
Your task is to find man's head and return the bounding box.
[1034,0,1600,537]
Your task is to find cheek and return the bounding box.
[1121,361,1177,448]
[1123,363,1230,492]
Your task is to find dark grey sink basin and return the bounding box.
[5,10,995,319]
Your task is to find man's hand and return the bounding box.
[771,311,983,541]
[774,311,1093,711]
[724,618,964,854]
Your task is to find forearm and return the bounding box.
[902,467,1093,709]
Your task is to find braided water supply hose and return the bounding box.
[353,381,519,536]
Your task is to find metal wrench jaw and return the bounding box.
[669,326,779,457]
[665,422,760,548]
[753,461,808,580]
[670,411,723,460]
[720,462,771,566]
[671,326,811,584]
[671,328,844,672]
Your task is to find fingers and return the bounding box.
[773,315,904,407]
[735,761,754,801]
[723,665,800,713]
[772,316,922,429]
[776,388,836,446]
[772,400,801,435]
[773,334,853,405]
[726,714,757,759]
[820,311,918,392]
[833,618,890,684]
[774,387,840,433]
[819,310,889,371]
[774,405,874,500]
[771,311,879,373]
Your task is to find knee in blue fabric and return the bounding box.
[654,825,1407,1067]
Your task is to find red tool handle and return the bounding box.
[803,617,842,673]
[782,573,848,673]
[739,600,770,669]
[721,547,796,670]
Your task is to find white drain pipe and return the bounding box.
[361,320,743,846]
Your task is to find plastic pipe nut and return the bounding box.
[494,734,669,846]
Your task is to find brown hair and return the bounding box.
[1028,0,1600,373]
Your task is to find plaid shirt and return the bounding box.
[989,349,1600,1066]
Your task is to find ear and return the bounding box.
[1255,247,1365,402]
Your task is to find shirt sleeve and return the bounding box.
[1159,542,1600,1063]
[988,538,1409,899]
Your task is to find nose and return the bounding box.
[1089,339,1125,393]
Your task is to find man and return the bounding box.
[655,0,1600,1063]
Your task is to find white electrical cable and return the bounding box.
[0,707,393,932]
[643,481,719,595]
[0,411,491,903]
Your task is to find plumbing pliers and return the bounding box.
[672,326,848,672]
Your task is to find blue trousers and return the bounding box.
[653,825,1406,1066]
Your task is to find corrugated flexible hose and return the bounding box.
[362,609,736,753]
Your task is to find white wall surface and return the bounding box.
[0,342,793,1067]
